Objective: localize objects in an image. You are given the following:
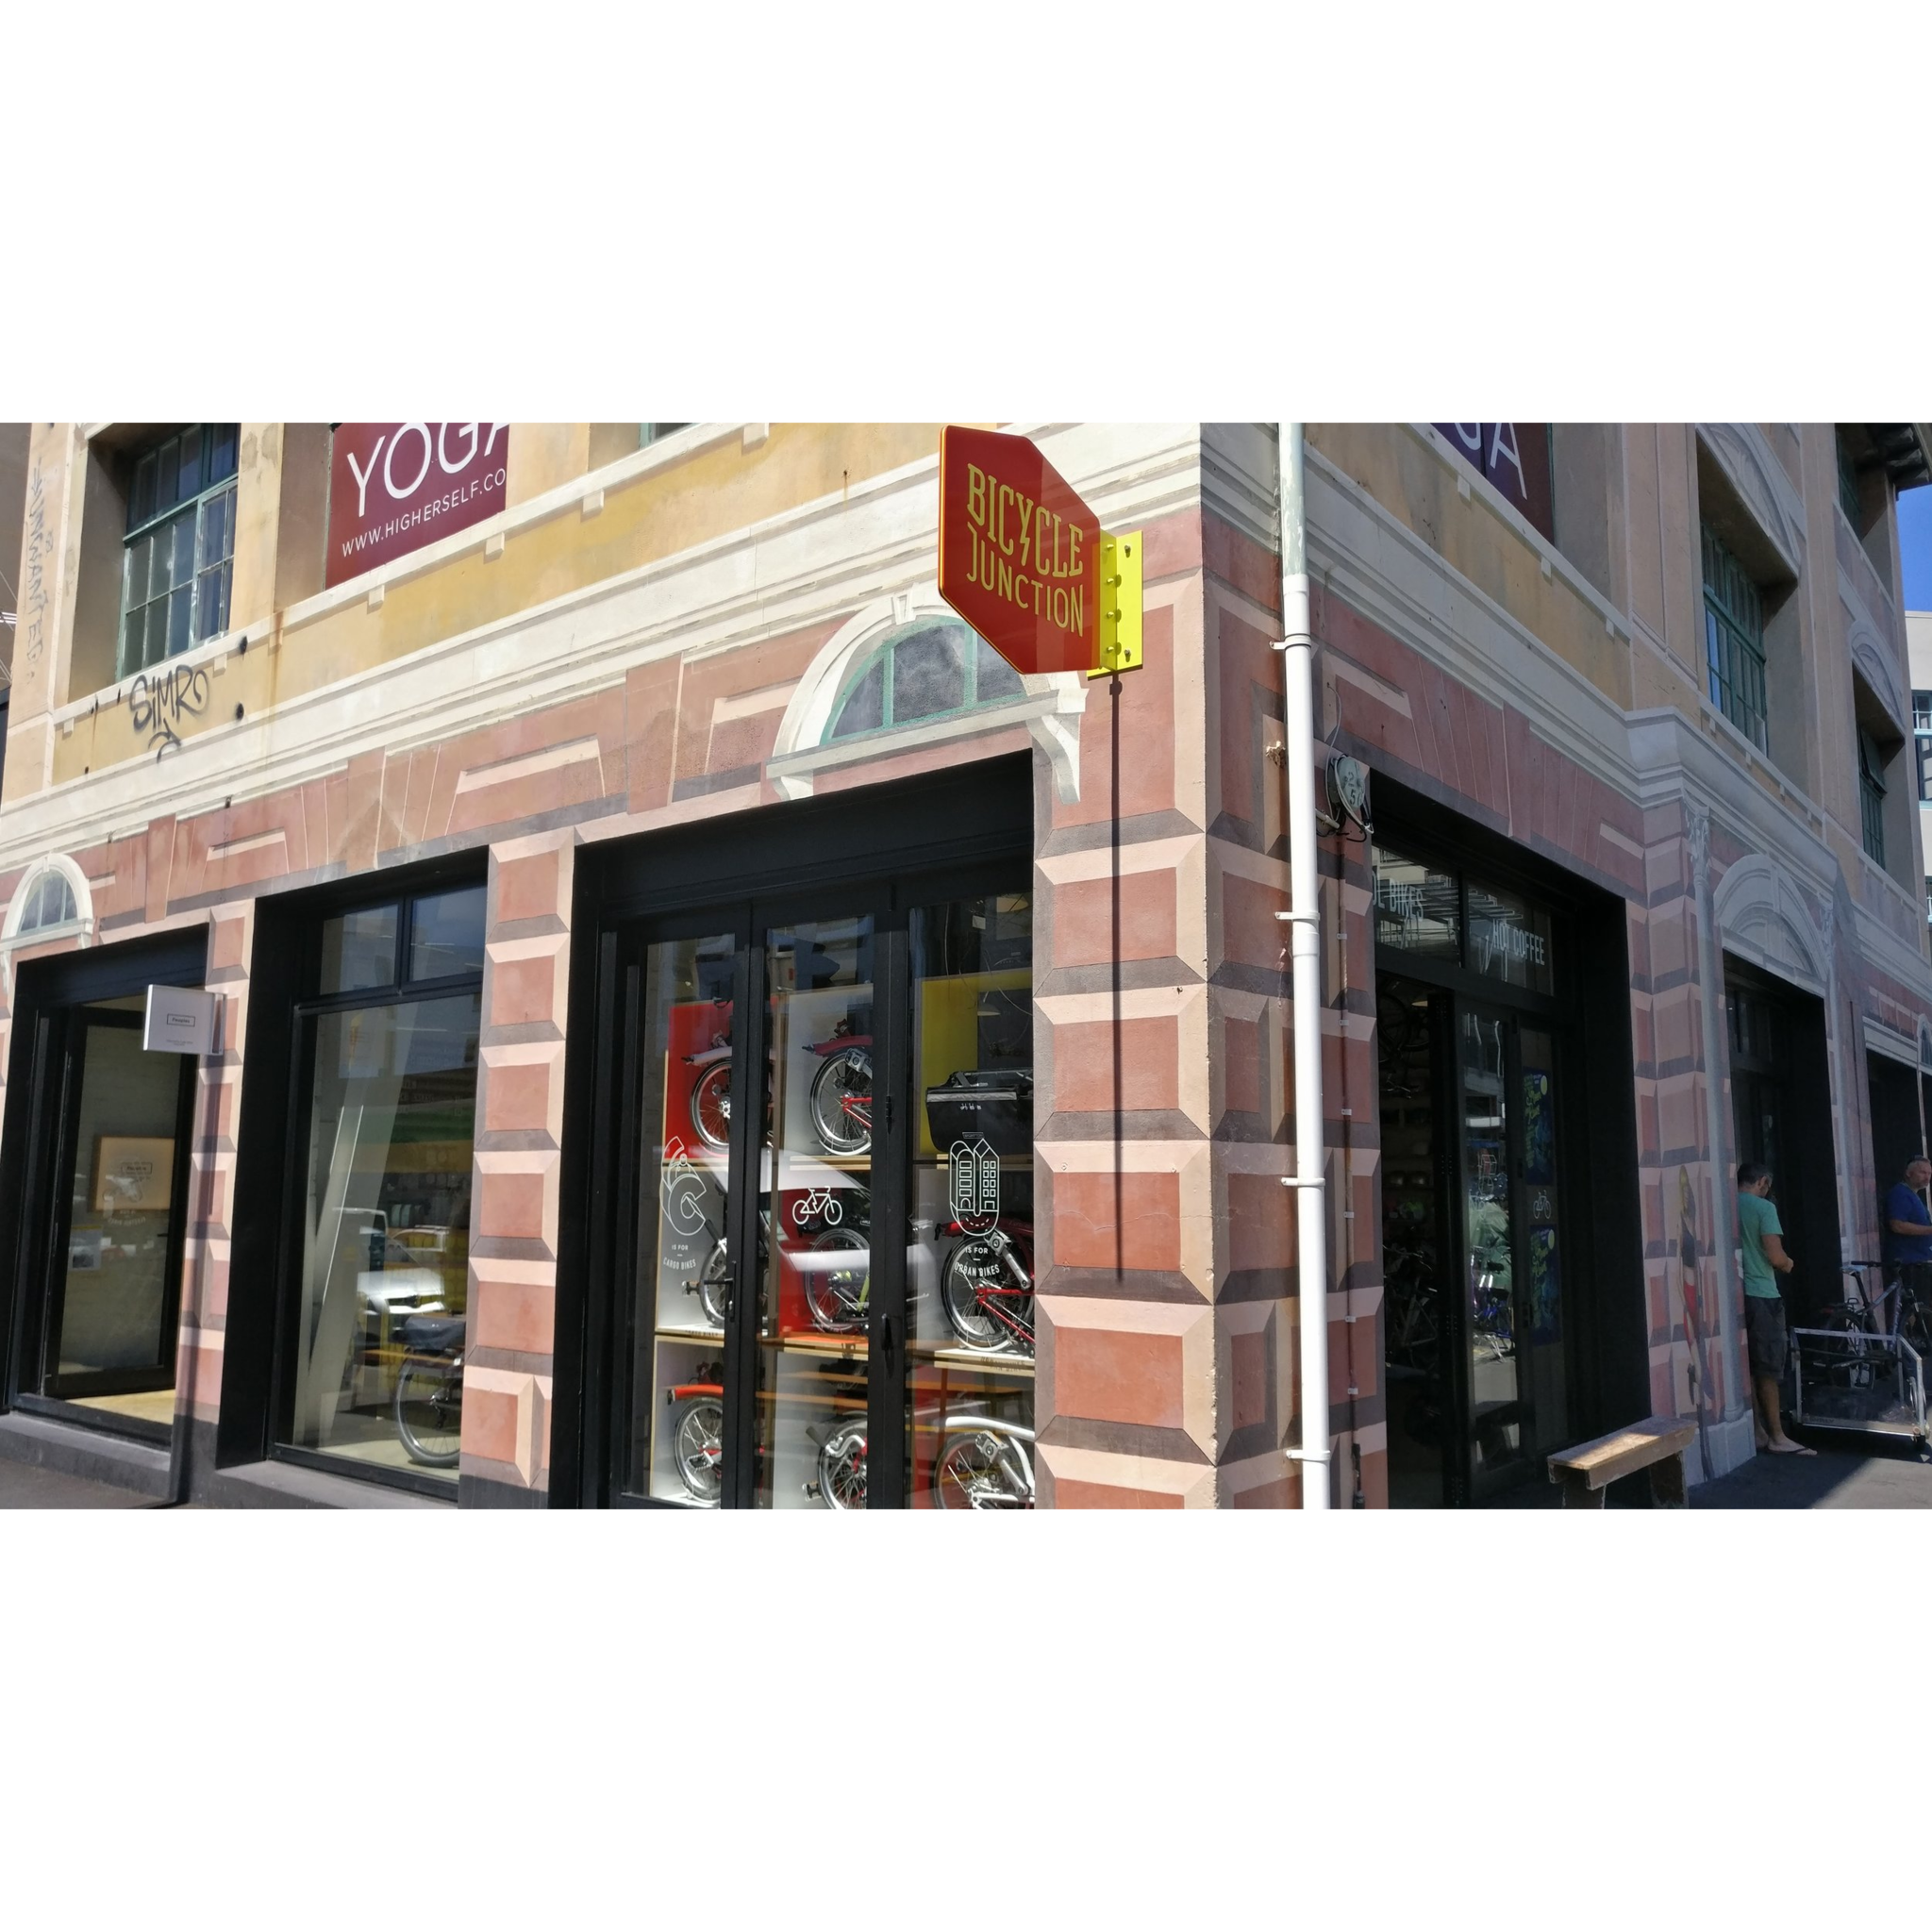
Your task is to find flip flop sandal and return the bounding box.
[1768,1441,1816,1456]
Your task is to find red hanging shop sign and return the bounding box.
[937,425,1141,677]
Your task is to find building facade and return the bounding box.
[0,420,1925,1507]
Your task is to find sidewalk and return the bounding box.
[0,1460,162,1508]
[1696,1434,1932,1507]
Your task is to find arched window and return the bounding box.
[17,871,78,932]
[824,619,1025,744]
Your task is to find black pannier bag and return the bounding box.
[924,1069,1034,1158]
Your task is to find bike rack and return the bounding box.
[1789,1326,1930,1457]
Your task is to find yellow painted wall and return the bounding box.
[49,423,946,787]
[1307,423,1635,710]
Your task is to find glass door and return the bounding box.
[754,916,877,1507]
[39,1002,193,1412]
[624,927,741,1506]
[906,891,1036,1507]
[609,874,1036,1508]
[1458,1003,1528,1493]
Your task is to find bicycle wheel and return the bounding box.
[690,1062,732,1151]
[946,1243,1020,1352]
[803,1227,869,1331]
[933,1430,1031,1509]
[808,1047,872,1156]
[673,1397,724,1505]
[1810,1306,1877,1388]
[815,1420,868,1510]
[1897,1297,1932,1363]
[692,1238,730,1329]
[394,1362,462,1467]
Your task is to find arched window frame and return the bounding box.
[0,854,97,994]
[821,616,1027,745]
[765,590,1087,803]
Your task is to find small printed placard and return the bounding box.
[143,984,219,1055]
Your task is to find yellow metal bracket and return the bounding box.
[1091,528,1143,677]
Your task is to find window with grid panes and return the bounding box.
[1915,691,1932,802]
[1700,523,1769,752]
[1836,430,1862,526]
[1857,726,1889,867]
[119,425,239,677]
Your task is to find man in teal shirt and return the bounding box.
[1737,1161,1812,1455]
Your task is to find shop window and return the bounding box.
[1372,843,1554,995]
[1701,521,1769,753]
[617,883,1035,1509]
[825,619,1024,743]
[276,882,485,1491]
[118,424,238,677]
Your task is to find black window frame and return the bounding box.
[264,878,487,1501]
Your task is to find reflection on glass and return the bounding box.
[1373,845,1461,962]
[1466,880,1553,995]
[409,886,488,982]
[757,918,874,1509]
[321,905,398,993]
[48,1008,183,1404]
[1460,1009,1521,1476]
[285,993,477,1482]
[1520,1026,1567,1448]
[631,932,736,1506]
[908,893,1035,1507]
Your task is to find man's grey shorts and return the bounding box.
[1745,1294,1788,1379]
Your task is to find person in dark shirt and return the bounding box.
[1884,1156,1932,1300]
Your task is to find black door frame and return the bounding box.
[0,925,208,1437]
[553,754,1036,1509]
[1370,778,1644,1500]
[35,1007,196,1405]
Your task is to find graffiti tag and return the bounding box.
[21,462,51,671]
[128,663,209,760]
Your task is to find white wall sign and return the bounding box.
[143,984,219,1056]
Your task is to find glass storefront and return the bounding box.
[1374,839,1575,1506]
[276,885,483,1491]
[613,881,1034,1509]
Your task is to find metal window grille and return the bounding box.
[1858,726,1888,867]
[1836,431,1862,526]
[118,425,239,679]
[1700,523,1768,752]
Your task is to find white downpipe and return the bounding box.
[1275,424,1329,1509]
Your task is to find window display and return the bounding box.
[278,883,485,1490]
[618,884,1035,1508]
[906,892,1035,1507]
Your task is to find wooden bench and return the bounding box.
[1546,1416,1698,1508]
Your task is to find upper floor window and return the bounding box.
[641,425,692,446]
[824,618,1024,742]
[1915,690,1932,802]
[1858,725,1890,867]
[119,425,238,678]
[1701,522,1768,752]
[1836,429,1863,527]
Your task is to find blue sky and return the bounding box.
[1902,486,1932,612]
